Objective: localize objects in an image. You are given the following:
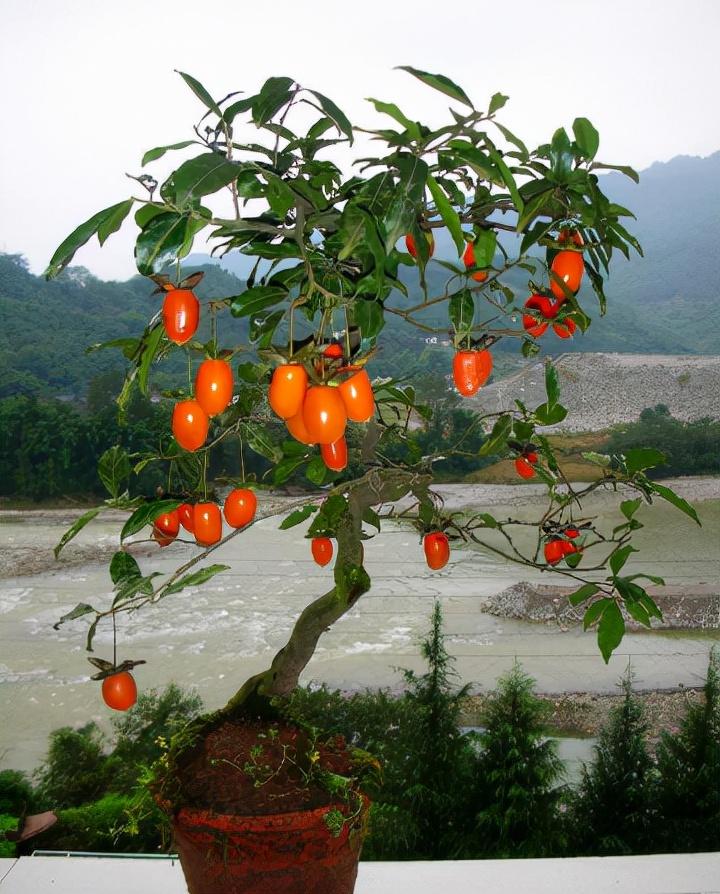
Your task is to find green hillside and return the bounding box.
[1,152,717,400]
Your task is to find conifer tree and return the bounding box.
[467,662,565,857]
[656,648,720,852]
[570,667,656,854]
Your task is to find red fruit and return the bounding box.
[303,385,347,445]
[423,531,450,571]
[525,451,539,464]
[178,503,195,533]
[515,458,536,480]
[195,359,233,417]
[405,232,435,259]
[559,228,584,247]
[338,370,375,423]
[550,250,585,300]
[462,242,489,282]
[564,526,580,539]
[552,317,577,339]
[152,509,180,547]
[193,502,223,547]
[311,537,333,567]
[321,437,348,472]
[269,365,309,420]
[286,409,315,445]
[544,538,566,566]
[102,671,137,712]
[162,289,199,345]
[474,349,493,387]
[223,488,257,528]
[522,294,557,338]
[453,351,481,397]
[172,400,209,452]
[323,343,344,359]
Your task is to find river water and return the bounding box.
[1,480,718,773]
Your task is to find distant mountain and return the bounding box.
[1,152,717,399]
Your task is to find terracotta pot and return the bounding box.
[171,796,369,894]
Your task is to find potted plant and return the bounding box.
[45,67,697,893]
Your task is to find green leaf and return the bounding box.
[45,200,135,278]
[109,551,142,584]
[306,455,329,485]
[164,564,230,596]
[172,153,240,203]
[367,98,421,141]
[97,199,134,246]
[477,512,498,528]
[487,147,524,216]
[176,70,222,116]
[624,447,666,474]
[582,451,611,468]
[121,499,182,541]
[113,572,158,607]
[572,117,600,159]
[135,212,193,276]
[639,592,663,620]
[470,229,497,268]
[253,76,295,125]
[650,482,701,526]
[242,421,283,463]
[230,285,288,318]
[620,498,643,520]
[534,402,567,426]
[53,507,101,559]
[583,597,612,630]
[355,300,385,339]
[279,505,318,529]
[448,288,474,332]
[590,162,639,183]
[142,140,198,166]
[625,600,651,627]
[488,92,509,114]
[308,90,354,144]
[479,414,512,456]
[568,583,599,607]
[383,154,429,252]
[362,507,381,532]
[597,601,625,663]
[137,325,165,395]
[427,175,464,255]
[544,361,560,408]
[610,544,637,576]
[98,446,131,499]
[396,66,473,108]
[53,602,96,630]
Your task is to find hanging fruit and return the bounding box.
[321,437,348,472]
[162,289,199,345]
[152,509,180,547]
[405,232,435,259]
[102,671,137,711]
[269,364,309,420]
[311,537,334,566]
[195,359,233,417]
[550,250,584,301]
[462,241,489,282]
[303,385,347,445]
[172,400,209,452]
[423,531,450,570]
[223,488,258,528]
[193,502,223,547]
[338,370,374,422]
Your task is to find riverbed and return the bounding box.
[1,478,718,772]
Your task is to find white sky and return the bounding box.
[1,0,719,280]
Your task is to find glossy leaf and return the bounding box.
[534,402,567,426]
[253,76,295,125]
[610,544,637,576]
[53,602,96,630]
[177,70,222,116]
[448,289,474,332]
[109,551,142,585]
[470,229,496,268]
[242,421,283,463]
[173,153,240,203]
[624,447,666,474]
[620,498,643,520]
[231,285,287,318]
[306,455,329,485]
[164,565,231,596]
[98,446,130,499]
[590,162,639,183]
[121,499,182,541]
[309,90,354,143]
[53,507,101,558]
[97,199,134,246]
[544,361,560,408]
[488,92,509,114]
[279,505,318,530]
[135,212,193,276]
[487,147,524,216]
[355,299,385,338]
[572,117,600,159]
[383,155,429,252]
[597,600,625,663]
[583,597,612,631]
[397,65,473,108]
[142,140,197,166]
[427,175,464,255]
[45,201,135,278]
[568,583,600,607]
[479,414,512,456]
[651,482,701,526]
[367,98,421,141]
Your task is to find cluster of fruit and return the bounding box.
[153,489,258,548]
[522,230,585,340]
[543,526,582,565]
[268,356,375,471]
[405,232,489,283]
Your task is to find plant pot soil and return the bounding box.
[161,718,370,894]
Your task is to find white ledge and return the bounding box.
[1,853,720,893]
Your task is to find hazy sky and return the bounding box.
[1,0,718,280]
